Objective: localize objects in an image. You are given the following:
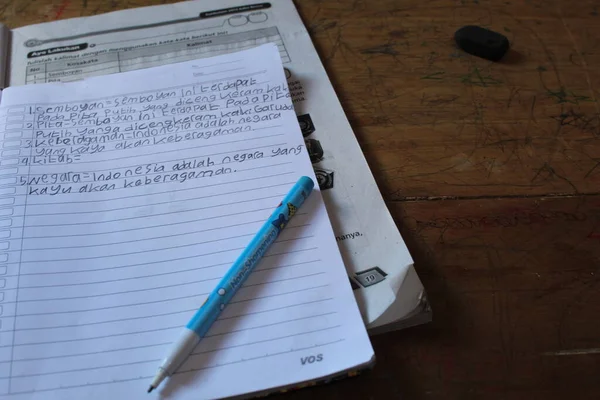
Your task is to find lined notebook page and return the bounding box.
[0,44,373,399]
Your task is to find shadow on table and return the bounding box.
[500,49,525,65]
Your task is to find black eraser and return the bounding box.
[454,25,509,61]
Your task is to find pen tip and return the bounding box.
[147,386,155,393]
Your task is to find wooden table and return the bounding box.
[2,0,600,398]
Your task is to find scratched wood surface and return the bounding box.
[2,0,600,399]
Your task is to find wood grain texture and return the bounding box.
[2,0,600,398]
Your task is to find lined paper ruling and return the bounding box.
[0,43,373,399]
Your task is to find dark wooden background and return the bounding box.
[2,0,599,398]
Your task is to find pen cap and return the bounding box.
[275,176,314,223]
[290,176,314,207]
[297,176,315,195]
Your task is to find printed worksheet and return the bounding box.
[3,0,428,331]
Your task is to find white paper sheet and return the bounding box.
[4,0,430,331]
[0,43,373,399]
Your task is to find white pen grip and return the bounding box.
[159,328,200,376]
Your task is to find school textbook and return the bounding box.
[0,0,432,334]
[0,43,375,398]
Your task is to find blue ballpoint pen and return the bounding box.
[148,176,315,393]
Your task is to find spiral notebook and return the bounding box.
[0,43,374,399]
